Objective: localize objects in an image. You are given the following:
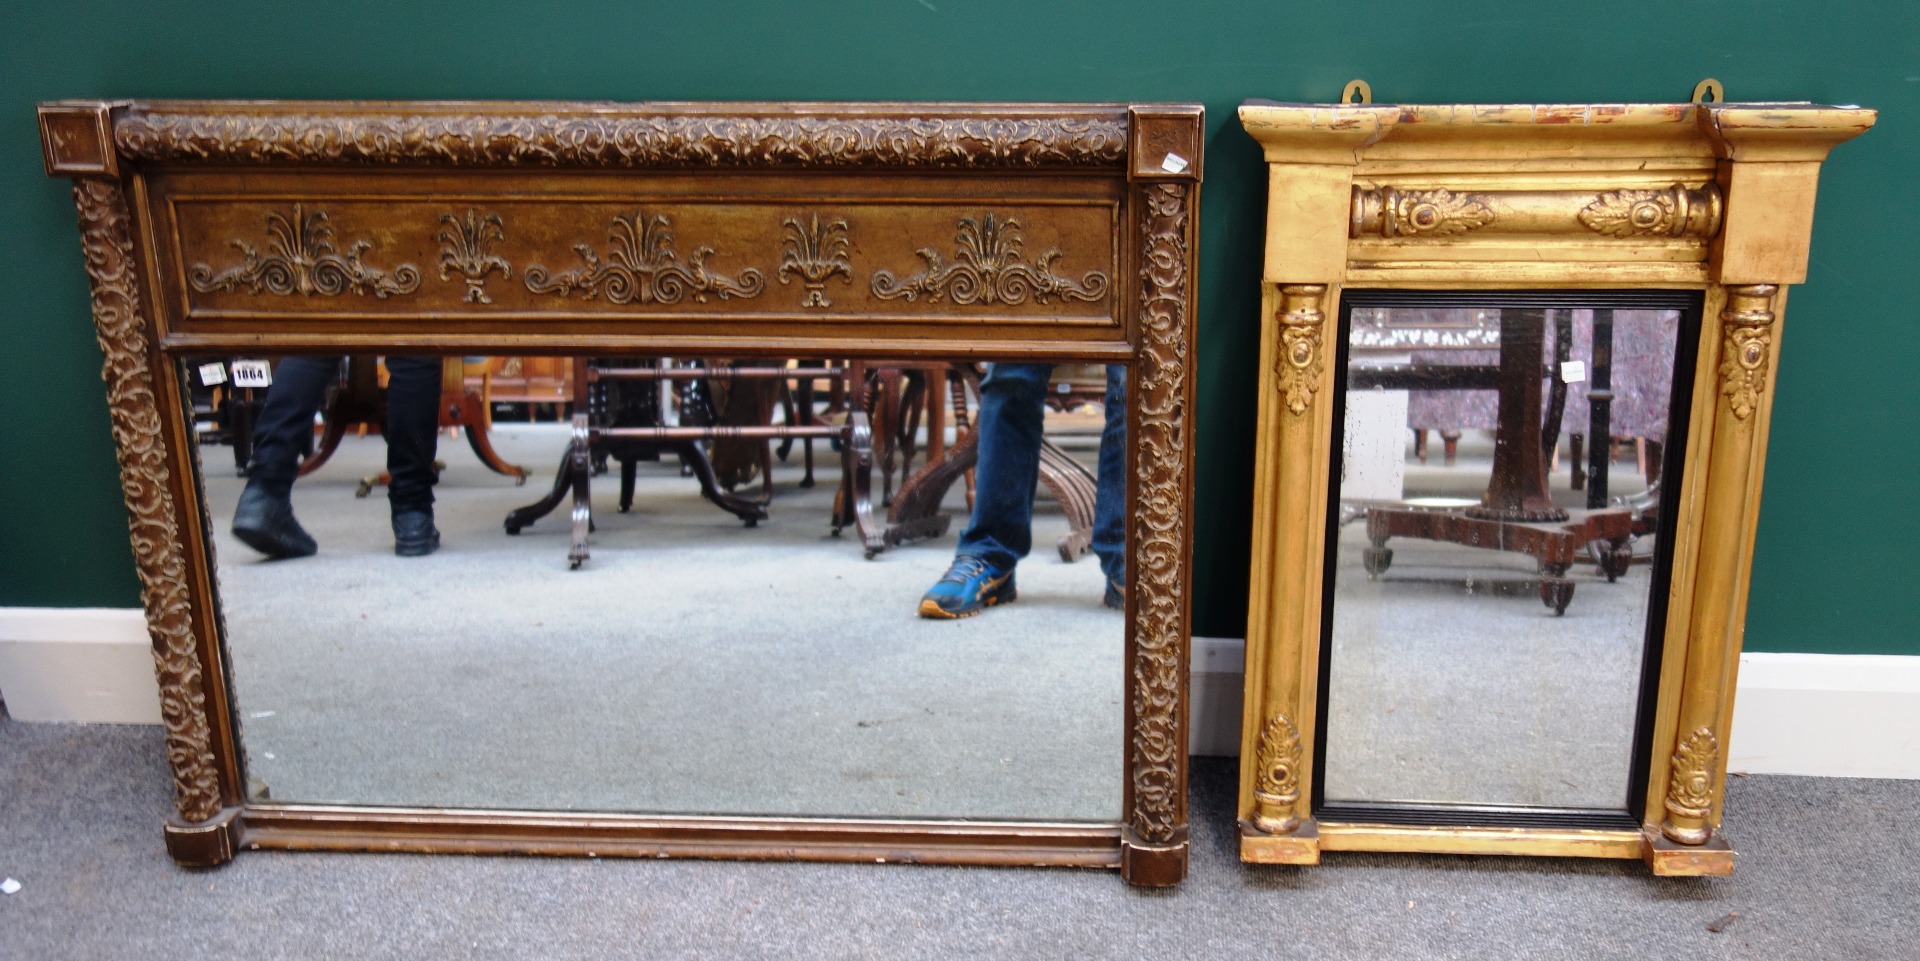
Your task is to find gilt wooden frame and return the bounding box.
[39,99,1203,886]
[1234,99,1872,874]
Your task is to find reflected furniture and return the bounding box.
[879,362,1102,561]
[39,98,1200,885]
[295,355,532,491]
[1236,92,1871,873]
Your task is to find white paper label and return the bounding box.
[1160,152,1190,174]
[1560,360,1587,384]
[198,362,227,386]
[231,360,273,388]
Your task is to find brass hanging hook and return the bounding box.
[1692,78,1725,104]
[1342,79,1373,105]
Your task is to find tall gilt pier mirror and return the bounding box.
[1235,93,1872,874]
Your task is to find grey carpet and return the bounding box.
[3,719,1916,960]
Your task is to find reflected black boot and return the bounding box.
[231,485,317,559]
[392,510,440,557]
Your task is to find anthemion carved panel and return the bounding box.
[870,212,1110,306]
[524,211,766,304]
[189,204,421,298]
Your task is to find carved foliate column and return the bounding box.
[1125,180,1193,863]
[1660,283,1778,845]
[71,178,225,825]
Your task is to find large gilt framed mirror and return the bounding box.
[1235,94,1872,874]
[38,100,1201,886]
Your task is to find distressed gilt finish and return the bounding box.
[41,99,1202,887]
[1236,98,1872,874]
[71,178,226,825]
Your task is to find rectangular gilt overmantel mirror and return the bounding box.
[1235,94,1871,874]
[39,100,1201,886]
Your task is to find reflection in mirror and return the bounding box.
[1319,296,1697,817]
[183,354,1125,821]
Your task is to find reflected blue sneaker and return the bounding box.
[917,555,1017,619]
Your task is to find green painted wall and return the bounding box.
[2,1,1913,654]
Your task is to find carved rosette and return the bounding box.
[1250,713,1304,834]
[870,212,1109,306]
[72,179,223,823]
[114,113,1129,169]
[1352,187,1496,238]
[189,204,421,298]
[1718,285,1778,420]
[525,211,766,305]
[1579,184,1722,238]
[437,208,511,303]
[778,214,854,308]
[1274,285,1328,416]
[1129,182,1191,846]
[1662,726,1721,844]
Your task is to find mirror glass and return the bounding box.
[1319,295,1697,818]
[181,353,1126,821]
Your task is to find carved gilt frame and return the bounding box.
[39,100,1202,886]
[1234,99,1872,874]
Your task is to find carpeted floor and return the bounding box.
[2,719,1915,961]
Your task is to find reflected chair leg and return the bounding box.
[618,457,637,513]
[567,429,592,570]
[504,444,578,534]
[1570,433,1587,490]
[671,440,769,526]
[1539,561,1574,615]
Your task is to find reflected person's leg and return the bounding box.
[919,362,1051,618]
[383,355,443,557]
[1092,364,1127,606]
[232,355,342,559]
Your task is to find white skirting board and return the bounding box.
[1186,638,1920,779]
[3,609,1914,778]
[0,607,160,724]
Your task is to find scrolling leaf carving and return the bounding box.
[870,212,1109,306]
[73,179,224,823]
[189,204,421,298]
[525,211,766,305]
[1130,182,1191,846]
[114,113,1130,169]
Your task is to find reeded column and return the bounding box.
[1248,283,1328,835]
[1661,284,1778,844]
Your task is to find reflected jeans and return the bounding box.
[244,356,442,515]
[953,363,1125,586]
